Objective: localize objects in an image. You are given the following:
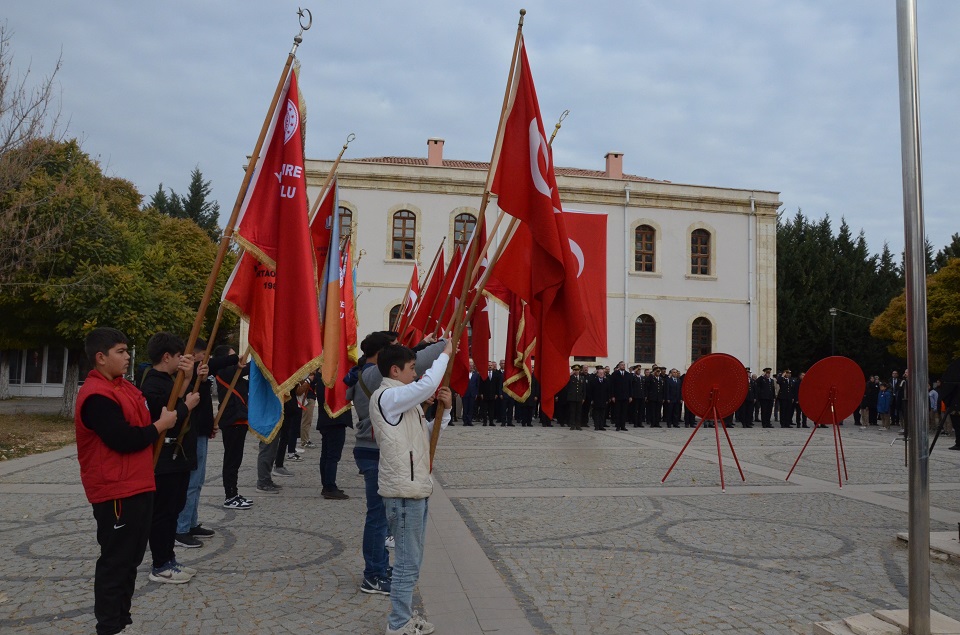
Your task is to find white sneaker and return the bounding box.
[149,562,191,584]
[286,452,304,462]
[411,611,435,634]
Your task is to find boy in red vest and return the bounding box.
[75,327,177,635]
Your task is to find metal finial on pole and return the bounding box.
[291,8,312,52]
[549,109,569,146]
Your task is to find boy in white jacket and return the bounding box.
[371,339,453,635]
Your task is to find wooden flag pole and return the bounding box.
[213,346,252,430]
[429,9,526,463]
[308,132,355,224]
[395,238,445,333]
[154,13,310,466]
[443,106,566,334]
[169,305,226,459]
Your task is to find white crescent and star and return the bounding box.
[528,119,552,198]
[568,239,585,278]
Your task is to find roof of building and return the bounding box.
[351,156,668,183]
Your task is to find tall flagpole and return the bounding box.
[397,238,445,334]
[896,1,930,633]
[309,132,355,224]
[430,9,526,463]
[445,108,566,335]
[154,10,311,465]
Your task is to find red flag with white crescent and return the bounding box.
[489,37,585,417]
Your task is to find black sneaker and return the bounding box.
[223,495,252,509]
[174,533,203,549]
[322,489,350,500]
[360,575,391,595]
[190,524,215,537]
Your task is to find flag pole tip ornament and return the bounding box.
[295,8,312,39]
[662,353,748,490]
[786,356,864,487]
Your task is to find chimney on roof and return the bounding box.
[605,152,623,179]
[427,138,445,166]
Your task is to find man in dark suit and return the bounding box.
[645,366,666,427]
[890,370,903,427]
[630,367,646,427]
[777,370,796,428]
[462,359,480,426]
[663,368,682,428]
[587,366,611,430]
[478,361,502,427]
[609,362,632,431]
[756,368,776,428]
[794,371,808,427]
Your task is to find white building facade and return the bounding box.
[305,139,780,372]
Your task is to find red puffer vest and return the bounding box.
[75,369,156,504]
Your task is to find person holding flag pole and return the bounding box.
[152,10,313,464]
[430,9,586,463]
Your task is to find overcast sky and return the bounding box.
[6,1,959,257]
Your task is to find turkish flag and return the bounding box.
[433,246,465,334]
[224,69,322,439]
[325,242,359,417]
[408,247,444,339]
[396,261,420,334]
[564,210,607,356]
[502,292,536,402]
[489,38,585,417]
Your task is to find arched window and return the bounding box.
[692,317,712,361]
[691,229,711,275]
[635,225,655,272]
[338,206,353,239]
[392,210,416,260]
[634,314,656,363]
[388,304,402,331]
[454,213,477,250]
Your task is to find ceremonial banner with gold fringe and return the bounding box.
[325,242,358,417]
[223,68,321,442]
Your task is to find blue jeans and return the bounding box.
[384,497,429,631]
[176,436,207,534]
[354,452,389,580]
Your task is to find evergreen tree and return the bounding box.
[777,210,903,375]
[934,233,960,271]
[146,168,221,242]
[179,167,221,242]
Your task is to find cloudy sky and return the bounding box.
[5,1,959,256]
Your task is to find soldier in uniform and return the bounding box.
[645,366,666,428]
[563,365,587,430]
[756,368,776,428]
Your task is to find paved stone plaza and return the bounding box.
[2,415,960,634]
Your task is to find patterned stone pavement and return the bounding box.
[1,414,959,634]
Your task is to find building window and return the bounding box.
[388,304,402,330]
[634,314,656,363]
[24,348,43,383]
[692,317,712,361]
[634,224,655,272]
[7,350,22,385]
[691,229,711,275]
[392,210,416,260]
[338,206,353,239]
[46,348,65,384]
[453,213,477,250]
